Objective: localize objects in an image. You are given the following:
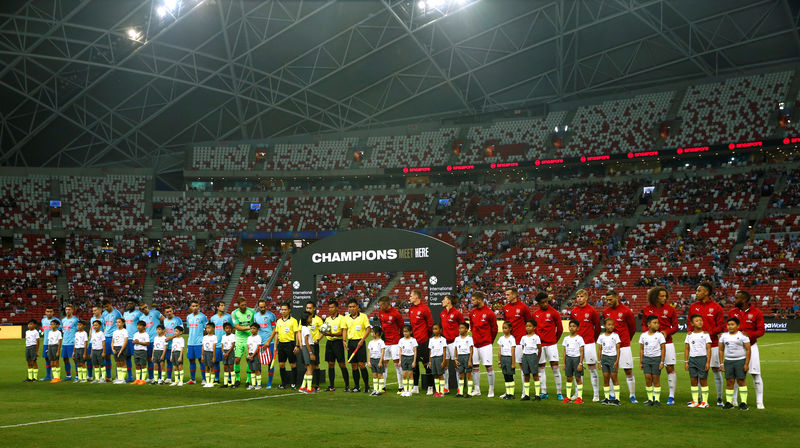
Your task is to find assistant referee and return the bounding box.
[322,301,349,391]
[342,299,371,393]
[267,303,299,390]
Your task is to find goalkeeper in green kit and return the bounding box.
[232,297,256,388]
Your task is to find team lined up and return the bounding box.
[22,282,766,409]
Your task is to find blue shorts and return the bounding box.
[105,337,113,354]
[215,347,223,362]
[61,345,74,358]
[187,345,203,360]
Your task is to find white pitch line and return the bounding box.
[0,390,302,429]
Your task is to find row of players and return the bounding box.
[21,282,766,408]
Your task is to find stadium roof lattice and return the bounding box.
[1,0,799,180]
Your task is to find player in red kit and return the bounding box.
[440,295,463,394]
[643,287,679,405]
[377,296,405,393]
[503,286,531,382]
[408,289,433,395]
[469,291,497,397]
[729,290,766,409]
[532,292,563,400]
[602,290,638,403]
[689,281,725,406]
[570,289,601,401]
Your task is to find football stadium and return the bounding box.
[1,0,800,445]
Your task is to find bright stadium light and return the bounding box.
[156,6,167,18]
[418,1,426,9]
[126,27,142,41]
[164,0,179,11]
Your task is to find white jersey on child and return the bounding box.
[519,334,541,355]
[221,334,236,351]
[133,332,150,351]
[638,331,666,358]
[562,334,585,358]
[171,336,185,352]
[153,335,166,351]
[74,331,88,349]
[454,335,474,356]
[399,337,418,356]
[719,331,749,360]
[428,336,447,357]
[597,332,621,356]
[112,329,127,347]
[26,330,39,347]
[685,332,712,358]
[368,339,386,359]
[202,335,216,352]
[246,335,261,356]
[301,326,314,346]
[48,329,62,346]
[498,335,516,357]
[90,330,104,350]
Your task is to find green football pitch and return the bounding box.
[2,333,798,446]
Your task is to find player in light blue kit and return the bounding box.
[254,299,277,388]
[139,301,163,382]
[210,301,232,383]
[102,300,122,381]
[40,306,55,381]
[185,300,209,385]
[162,305,183,383]
[60,303,79,381]
[122,299,143,383]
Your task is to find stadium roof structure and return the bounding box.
[1,0,799,179]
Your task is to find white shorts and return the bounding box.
[663,342,676,366]
[748,343,761,375]
[619,346,634,369]
[445,342,456,360]
[583,343,598,365]
[538,345,559,364]
[710,346,721,369]
[472,345,493,366]
[383,344,400,361]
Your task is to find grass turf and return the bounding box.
[1,332,798,446]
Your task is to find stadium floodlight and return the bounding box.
[164,0,179,12]
[156,6,167,18]
[126,28,142,41]
[418,1,426,9]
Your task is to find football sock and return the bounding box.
[534,380,540,397]
[214,363,220,381]
[739,386,748,404]
[472,370,480,393]
[467,379,474,395]
[487,369,495,393]
[700,386,709,403]
[726,388,734,403]
[27,368,32,380]
[589,368,599,398]
[234,362,240,378]
[753,375,764,405]
[646,385,653,399]
[341,366,350,389]
[613,384,620,399]
[126,356,132,380]
[117,367,125,381]
[691,386,699,403]
[148,360,154,380]
[256,375,262,388]
[200,363,206,382]
[654,386,661,402]
[360,368,369,388]
[267,366,274,387]
[566,381,573,398]
[396,366,403,389]
[443,369,449,390]
[714,371,724,400]
[733,384,739,404]
[626,375,636,398]
[577,382,583,399]
[668,371,676,398]
[105,358,112,379]
[603,385,610,399]
[189,360,196,381]
[328,368,336,387]
[505,381,514,396]
[551,367,562,395]
[46,361,52,379]
[538,366,547,394]
[382,369,388,387]
[352,368,360,389]
[64,360,71,377]
[524,381,530,396]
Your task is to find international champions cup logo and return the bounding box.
[293,281,300,290]
[429,276,438,285]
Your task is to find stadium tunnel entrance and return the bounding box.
[290,228,456,321]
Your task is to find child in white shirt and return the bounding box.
[367,326,386,396]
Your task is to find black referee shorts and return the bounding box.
[415,341,430,367]
[347,339,367,364]
[277,341,296,364]
[325,339,345,363]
